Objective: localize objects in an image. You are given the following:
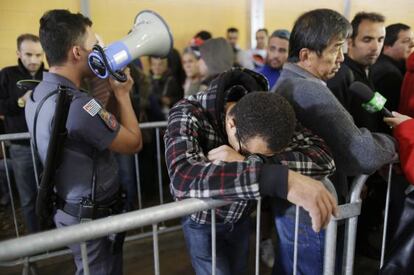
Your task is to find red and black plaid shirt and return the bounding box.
[165,89,335,224]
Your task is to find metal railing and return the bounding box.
[0,121,171,273]
[0,122,399,275]
[323,161,398,275]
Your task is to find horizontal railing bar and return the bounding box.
[0,121,167,142]
[333,202,362,220]
[139,121,167,129]
[0,132,31,141]
[0,198,229,262]
[0,224,181,267]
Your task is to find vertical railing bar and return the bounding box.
[152,224,160,275]
[293,205,300,275]
[155,128,164,206]
[134,153,143,210]
[380,163,393,268]
[80,242,90,275]
[134,153,144,233]
[211,209,216,275]
[343,175,368,275]
[29,141,39,188]
[2,141,20,237]
[323,219,338,275]
[255,197,262,275]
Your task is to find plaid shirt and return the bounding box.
[165,87,335,224]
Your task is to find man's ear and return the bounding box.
[16,50,21,59]
[226,115,237,135]
[228,116,236,128]
[72,46,82,61]
[298,48,313,66]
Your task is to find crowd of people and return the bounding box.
[0,6,413,275]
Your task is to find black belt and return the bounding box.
[56,195,124,220]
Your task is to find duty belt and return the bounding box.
[56,195,124,220]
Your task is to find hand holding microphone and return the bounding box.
[348,81,394,117]
[384,112,412,128]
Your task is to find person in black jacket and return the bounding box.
[327,12,386,133]
[326,12,389,259]
[371,23,414,113]
[0,33,45,233]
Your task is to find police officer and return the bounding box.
[25,10,142,275]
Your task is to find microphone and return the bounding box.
[348,81,394,117]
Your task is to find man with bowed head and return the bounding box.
[165,67,337,275]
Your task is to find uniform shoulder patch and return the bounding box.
[98,109,118,131]
[82,99,102,117]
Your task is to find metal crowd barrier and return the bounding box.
[0,122,172,273]
[323,161,398,275]
[0,198,231,272]
[0,121,261,275]
[0,122,399,275]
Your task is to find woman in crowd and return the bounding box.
[182,46,202,97]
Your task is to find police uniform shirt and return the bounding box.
[25,72,121,203]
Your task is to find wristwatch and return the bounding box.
[247,154,265,163]
[17,97,25,108]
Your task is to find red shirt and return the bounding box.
[394,119,414,185]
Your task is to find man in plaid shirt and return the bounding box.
[165,68,337,275]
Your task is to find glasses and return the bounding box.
[235,127,272,162]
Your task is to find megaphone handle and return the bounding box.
[110,70,127,83]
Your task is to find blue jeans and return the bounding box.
[115,153,137,210]
[272,208,325,275]
[182,215,250,275]
[9,144,39,233]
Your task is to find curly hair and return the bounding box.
[229,92,296,153]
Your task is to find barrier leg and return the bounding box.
[211,209,216,275]
[29,142,40,188]
[323,220,338,275]
[380,163,393,268]
[155,129,164,206]
[80,242,90,275]
[152,224,160,275]
[255,198,261,275]
[2,142,20,237]
[293,205,300,275]
[343,216,359,275]
[134,154,143,211]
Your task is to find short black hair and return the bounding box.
[384,23,411,47]
[227,27,239,34]
[289,9,351,62]
[194,30,212,41]
[39,9,92,66]
[229,92,296,153]
[17,34,40,50]
[270,29,290,41]
[256,28,268,35]
[350,12,385,40]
